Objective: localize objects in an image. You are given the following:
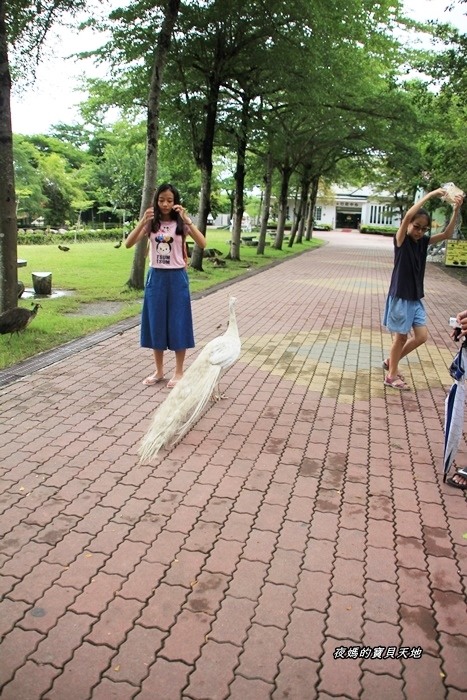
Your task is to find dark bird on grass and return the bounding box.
[210,256,226,267]
[0,303,41,337]
[114,240,122,249]
[139,296,241,462]
[58,245,70,252]
[203,248,223,258]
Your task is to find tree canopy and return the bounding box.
[2,0,467,308]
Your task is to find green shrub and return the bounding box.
[267,222,292,231]
[359,224,397,236]
[17,229,125,245]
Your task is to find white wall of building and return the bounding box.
[214,186,402,230]
[313,203,336,227]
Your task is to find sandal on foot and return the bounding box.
[446,473,467,490]
[142,374,165,386]
[382,360,404,381]
[384,375,410,391]
[456,467,467,478]
[166,378,179,389]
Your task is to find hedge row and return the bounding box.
[359,224,397,235]
[17,229,125,245]
[359,224,467,237]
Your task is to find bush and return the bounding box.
[313,223,332,231]
[267,222,292,231]
[359,224,397,236]
[17,228,125,245]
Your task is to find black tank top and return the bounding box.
[388,234,429,301]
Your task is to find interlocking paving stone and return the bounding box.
[0,628,44,687]
[186,639,241,699]
[1,230,466,698]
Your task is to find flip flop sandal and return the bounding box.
[384,375,411,391]
[382,360,405,381]
[455,467,467,478]
[166,378,179,388]
[446,474,467,490]
[142,374,165,386]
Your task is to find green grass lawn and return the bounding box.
[1,229,323,370]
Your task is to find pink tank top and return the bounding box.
[149,221,188,269]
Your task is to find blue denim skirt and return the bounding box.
[140,267,195,351]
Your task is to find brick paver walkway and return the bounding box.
[0,230,466,699]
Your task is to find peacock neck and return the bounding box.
[226,310,237,335]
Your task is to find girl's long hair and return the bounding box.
[152,183,185,236]
[411,207,431,227]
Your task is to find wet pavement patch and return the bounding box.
[66,301,126,316]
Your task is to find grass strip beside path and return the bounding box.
[2,230,323,369]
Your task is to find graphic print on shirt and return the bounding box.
[155,235,174,265]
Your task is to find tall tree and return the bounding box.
[81,0,181,288]
[167,0,307,269]
[0,0,86,313]
[127,0,181,289]
[0,0,20,312]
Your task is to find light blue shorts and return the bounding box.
[382,296,426,334]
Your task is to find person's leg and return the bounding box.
[142,349,165,385]
[388,332,408,380]
[154,349,164,377]
[385,325,428,390]
[384,300,427,384]
[171,349,186,383]
[166,269,193,387]
[386,326,427,385]
[384,297,409,380]
[398,325,428,362]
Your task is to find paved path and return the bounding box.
[0,230,466,700]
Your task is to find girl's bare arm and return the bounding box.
[125,208,153,248]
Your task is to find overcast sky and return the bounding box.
[10,0,467,136]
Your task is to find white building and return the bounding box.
[313,186,400,230]
[213,185,401,230]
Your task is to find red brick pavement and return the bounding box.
[0,230,466,699]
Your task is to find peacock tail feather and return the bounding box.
[138,355,221,462]
[138,295,240,463]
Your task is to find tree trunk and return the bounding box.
[190,163,210,271]
[229,183,243,263]
[288,187,300,248]
[289,170,310,247]
[273,161,292,250]
[0,0,18,314]
[190,76,220,271]
[257,151,273,255]
[296,194,308,244]
[127,0,181,290]
[228,92,250,262]
[290,188,299,232]
[305,175,319,240]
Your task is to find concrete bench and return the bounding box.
[32,272,52,296]
[241,236,258,246]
